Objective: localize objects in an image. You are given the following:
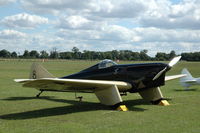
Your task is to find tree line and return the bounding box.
[0,47,200,61]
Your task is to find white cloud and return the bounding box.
[132,27,200,42]
[56,24,136,43]
[140,0,200,29]
[90,0,146,18]
[0,0,16,5]
[0,29,28,52]
[19,0,200,30]
[20,0,91,15]
[1,13,48,29]
[57,16,93,30]
[0,29,27,39]
[20,0,146,18]
[56,29,100,40]
[100,25,135,42]
[0,0,200,56]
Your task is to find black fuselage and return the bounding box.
[62,63,169,92]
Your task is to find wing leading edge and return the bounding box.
[14,78,132,92]
[165,74,186,81]
[14,78,132,106]
[15,73,185,92]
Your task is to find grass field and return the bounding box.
[0,60,200,133]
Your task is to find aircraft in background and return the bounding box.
[180,68,200,90]
[15,56,185,111]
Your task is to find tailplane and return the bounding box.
[29,63,55,79]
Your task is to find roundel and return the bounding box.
[32,70,37,79]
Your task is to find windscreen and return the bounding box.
[98,59,117,69]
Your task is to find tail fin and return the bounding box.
[180,68,194,88]
[180,68,194,82]
[29,63,55,79]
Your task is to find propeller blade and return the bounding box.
[153,67,167,80]
[153,56,182,81]
[168,56,181,67]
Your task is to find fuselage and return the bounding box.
[62,61,169,92]
[184,78,200,86]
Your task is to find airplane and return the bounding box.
[14,56,185,111]
[180,68,200,90]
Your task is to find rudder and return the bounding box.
[29,63,55,79]
[180,68,193,82]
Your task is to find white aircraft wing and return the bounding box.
[15,78,132,106]
[165,74,186,81]
[14,78,132,92]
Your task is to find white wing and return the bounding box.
[14,78,132,92]
[15,78,132,106]
[165,74,186,81]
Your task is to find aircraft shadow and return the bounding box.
[174,88,198,92]
[0,96,148,120]
[2,96,55,101]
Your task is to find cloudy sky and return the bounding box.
[0,0,200,56]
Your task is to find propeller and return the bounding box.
[153,56,182,81]
[168,56,182,67]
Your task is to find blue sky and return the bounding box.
[0,0,199,56]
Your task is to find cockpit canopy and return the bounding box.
[80,59,118,73]
[98,59,117,69]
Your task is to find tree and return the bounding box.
[23,50,30,58]
[181,52,200,61]
[104,51,112,59]
[131,52,140,60]
[50,48,59,59]
[71,47,80,59]
[11,52,17,58]
[40,50,49,58]
[155,52,168,60]
[140,50,150,61]
[82,50,92,60]
[111,50,119,60]
[29,50,40,58]
[0,49,11,58]
[72,47,79,53]
[169,50,176,59]
[59,52,72,59]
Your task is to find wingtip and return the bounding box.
[14,79,21,82]
[14,79,34,83]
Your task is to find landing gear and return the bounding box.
[76,96,83,102]
[36,90,43,98]
[75,91,83,101]
[120,92,127,96]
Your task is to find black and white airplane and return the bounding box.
[15,56,185,111]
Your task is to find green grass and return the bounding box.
[0,60,200,133]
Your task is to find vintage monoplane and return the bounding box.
[180,68,200,90]
[15,56,185,111]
